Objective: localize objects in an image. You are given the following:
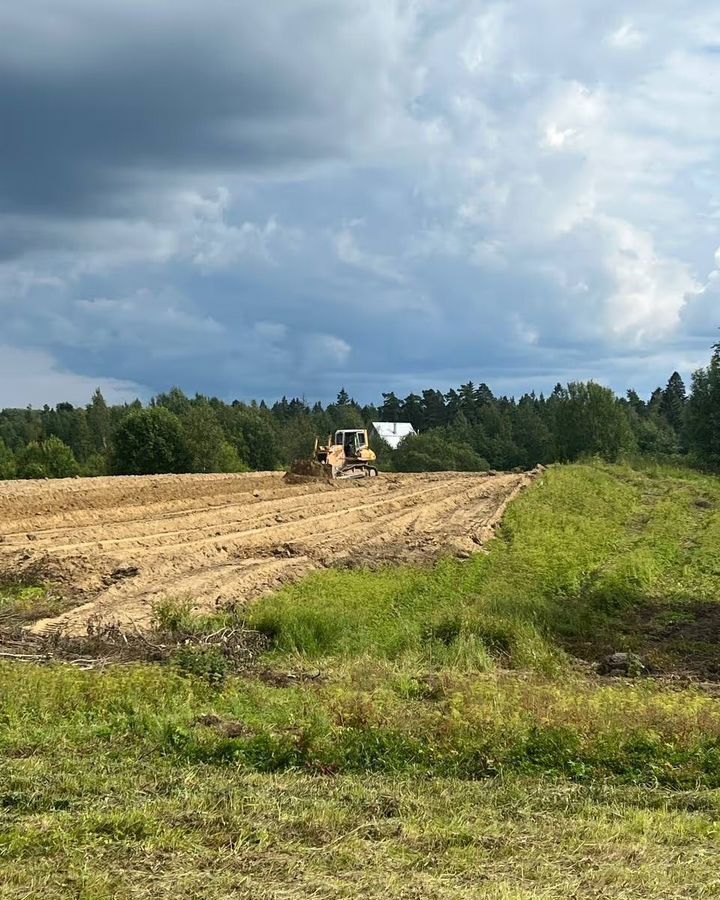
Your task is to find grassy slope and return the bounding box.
[2,462,720,899]
[249,461,720,673]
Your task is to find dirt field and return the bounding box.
[0,470,535,634]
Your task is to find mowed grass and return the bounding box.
[3,763,720,899]
[2,461,720,898]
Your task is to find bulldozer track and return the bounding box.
[0,470,538,635]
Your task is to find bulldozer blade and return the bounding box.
[285,459,335,484]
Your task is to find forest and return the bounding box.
[1,341,718,479]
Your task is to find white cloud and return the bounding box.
[300,333,351,371]
[408,4,718,359]
[607,22,647,49]
[0,345,144,407]
[680,246,720,337]
[0,188,294,285]
[543,124,578,149]
[334,225,403,281]
[512,314,539,346]
[459,6,507,73]
[175,190,295,271]
[598,216,700,341]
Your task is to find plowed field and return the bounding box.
[0,471,535,634]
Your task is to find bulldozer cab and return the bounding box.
[334,429,367,456]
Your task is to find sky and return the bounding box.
[1,0,719,408]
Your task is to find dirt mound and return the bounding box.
[0,470,539,635]
[284,459,334,484]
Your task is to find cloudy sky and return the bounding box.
[1,0,719,407]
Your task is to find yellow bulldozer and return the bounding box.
[290,428,378,480]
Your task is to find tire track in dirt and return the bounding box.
[0,470,541,635]
[2,478,465,554]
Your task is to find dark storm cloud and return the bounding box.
[0,1,407,224]
[1,0,718,407]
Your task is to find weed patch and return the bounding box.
[0,577,75,625]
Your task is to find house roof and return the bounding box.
[371,421,416,449]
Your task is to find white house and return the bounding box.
[371,421,416,450]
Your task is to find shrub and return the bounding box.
[110,407,191,475]
[394,430,489,472]
[17,436,79,479]
[79,452,107,477]
[217,441,249,473]
[172,646,230,686]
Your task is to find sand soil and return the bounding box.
[0,470,535,634]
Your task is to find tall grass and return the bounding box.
[2,660,720,786]
[247,462,720,667]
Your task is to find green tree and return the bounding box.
[325,401,364,431]
[281,415,319,465]
[111,408,191,475]
[380,392,402,421]
[420,389,447,430]
[625,389,646,417]
[401,393,423,429]
[67,412,93,463]
[87,388,111,452]
[444,389,461,421]
[43,403,95,462]
[512,401,555,467]
[229,409,278,470]
[553,382,635,462]
[659,371,687,434]
[17,437,79,479]
[80,453,108,477]
[458,382,479,423]
[182,405,225,472]
[626,409,678,456]
[474,382,495,406]
[152,387,192,417]
[685,344,720,469]
[647,387,664,417]
[0,438,16,479]
[370,436,395,471]
[448,412,473,446]
[217,442,249,473]
[394,430,489,472]
[487,409,521,469]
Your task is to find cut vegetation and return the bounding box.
[1,462,720,899]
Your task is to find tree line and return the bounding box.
[0,341,718,480]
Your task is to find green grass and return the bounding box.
[248,462,720,674]
[2,461,720,898]
[0,581,72,623]
[2,661,720,784]
[3,766,720,899]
